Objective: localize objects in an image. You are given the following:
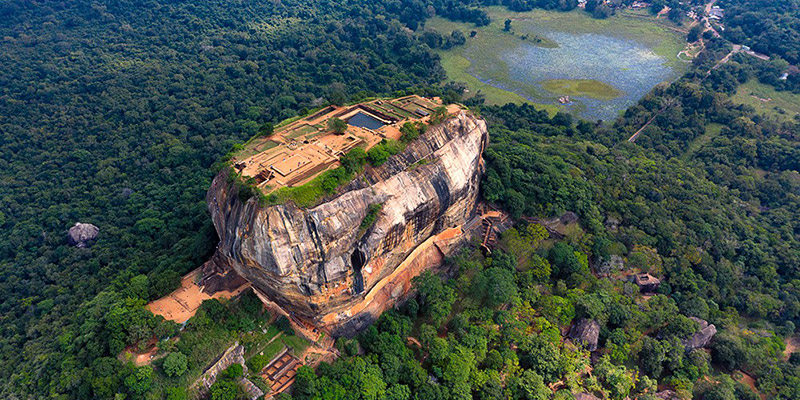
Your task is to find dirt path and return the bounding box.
[146,268,249,323]
[710,44,742,72]
[784,336,800,360]
[737,371,766,400]
[628,98,676,142]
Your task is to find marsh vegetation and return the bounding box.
[427,8,687,120]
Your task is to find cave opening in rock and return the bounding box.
[351,248,366,294]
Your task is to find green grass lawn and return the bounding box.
[731,80,800,123]
[541,79,623,100]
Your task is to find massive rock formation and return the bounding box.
[204,111,487,335]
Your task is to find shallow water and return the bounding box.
[465,30,679,121]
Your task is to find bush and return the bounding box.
[222,363,243,380]
[165,387,188,400]
[275,316,295,335]
[367,139,401,166]
[162,352,188,377]
[247,354,271,373]
[359,204,383,231]
[328,117,348,134]
[124,365,153,395]
[400,122,420,142]
[210,379,242,400]
[340,147,367,173]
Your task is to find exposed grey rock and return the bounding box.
[605,216,620,232]
[67,223,99,248]
[569,319,600,351]
[575,393,601,400]
[682,318,716,352]
[560,211,579,224]
[205,112,487,336]
[597,254,624,276]
[195,342,247,392]
[239,377,264,400]
[655,390,681,400]
[689,316,709,330]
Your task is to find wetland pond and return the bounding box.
[470,30,680,121]
[433,10,687,121]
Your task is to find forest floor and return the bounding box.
[146,268,250,323]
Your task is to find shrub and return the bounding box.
[165,387,188,400]
[275,316,295,335]
[162,352,188,377]
[221,363,243,380]
[367,139,401,166]
[247,354,271,373]
[210,379,241,400]
[359,203,383,231]
[328,117,348,134]
[400,122,420,142]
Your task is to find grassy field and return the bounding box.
[683,122,723,161]
[426,7,687,113]
[541,79,623,100]
[731,80,800,123]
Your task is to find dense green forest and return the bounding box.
[2,0,800,398]
[721,0,800,66]
[0,0,457,396]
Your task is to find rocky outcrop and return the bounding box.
[204,111,487,336]
[196,342,247,391]
[67,223,99,248]
[569,319,600,352]
[655,390,681,400]
[683,317,717,352]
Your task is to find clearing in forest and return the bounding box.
[731,80,800,122]
[146,268,250,323]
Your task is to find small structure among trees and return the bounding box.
[631,273,661,293]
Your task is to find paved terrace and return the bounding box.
[230,95,460,193]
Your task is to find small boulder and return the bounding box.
[68,223,99,248]
[575,393,601,400]
[682,317,717,352]
[569,319,600,352]
[655,390,681,400]
[604,216,620,232]
[559,211,579,225]
[597,254,624,276]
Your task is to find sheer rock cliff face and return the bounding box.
[205,111,487,335]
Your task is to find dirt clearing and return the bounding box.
[147,268,249,323]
